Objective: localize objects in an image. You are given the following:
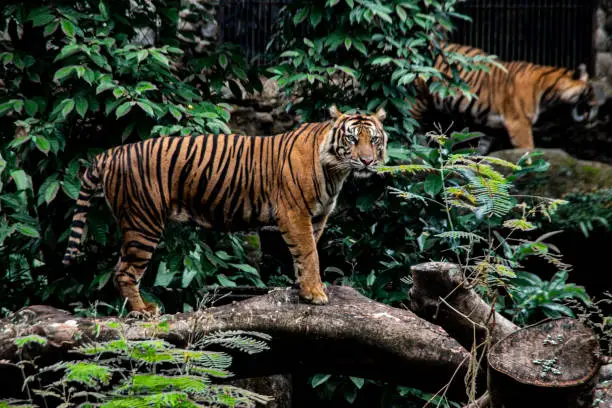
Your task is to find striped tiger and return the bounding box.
[410,43,602,151]
[62,105,388,314]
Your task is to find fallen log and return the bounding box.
[410,262,606,408]
[0,285,474,401]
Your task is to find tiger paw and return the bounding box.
[128,301,162,319]
[299,284,329,305]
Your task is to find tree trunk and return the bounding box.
[0,285,474,401]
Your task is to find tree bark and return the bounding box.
[410,262,606,408]
[0,285,473,401]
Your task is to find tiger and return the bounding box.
[62,105,388,314]
[410,42,603,152]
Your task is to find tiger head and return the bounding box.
[565,64,605,124]
[323,105,388,178]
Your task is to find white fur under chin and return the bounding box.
[352,169,376,179]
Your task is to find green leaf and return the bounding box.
[31,12,55,27]
[61,98,75,118]
[55,44,81,61]
[169,106,182,121]
[228,263,259,275]
[135,81,157,93]
[182,268,198,288]
[424,174,443,197]
[54,66,75,82]
[218,54,228,69]
[62,176,81,200]
[43,180,60,204]
[24,99,38,116]
[154,262,178,287]
[43,21,59,36]
[11,170,32,191]
[75,96,88,118]
[293,8,309,25]
[217,274,237,287]
[310,8,323,27]
[34,136,51,154]
[137,50,148,63]
[346,0,354,7]
[15,223,40,239]
[60,19,76,37]
[115,102,134,119]
[96,81,115,94]
[349,376,365,389]
[311,374,331,388]
[137,101,155,117]
[396,5,407,22]
[99,0,109,20]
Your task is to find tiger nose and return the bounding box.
[360,156,374,166]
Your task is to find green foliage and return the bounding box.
[547,188,612,237]
[0,0,261,314]
[499,270,591,325]
[7,325,272,408]
[268,0,498,138]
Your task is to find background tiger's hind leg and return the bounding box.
[114,228,162,314]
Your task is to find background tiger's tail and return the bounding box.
[62,160,103,266]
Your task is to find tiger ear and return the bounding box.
[329,104,342,119]
[375,107,386,122]
[573,64,589,82]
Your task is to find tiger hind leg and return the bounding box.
[114,228,162,315]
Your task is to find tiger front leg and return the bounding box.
[278,210,328,305]
[504,118,535,165]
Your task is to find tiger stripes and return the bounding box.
[410,43,601,150]
[63,105,388,313]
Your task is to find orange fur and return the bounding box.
[63,106,388,313]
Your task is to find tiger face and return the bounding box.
[325,104,388,178]
[566,64,605,124]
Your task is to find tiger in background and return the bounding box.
[62,105,388,314]
[410,42,604,152]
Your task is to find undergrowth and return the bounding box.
[1,320,273,408]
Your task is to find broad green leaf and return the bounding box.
[137,101,155,117]
[34,136,51,154]
[43,180,60,204]
[55,44,81,61]
[349,376,365,389]
[115,102,134,119]
[31,12,55,27]
[217,274,237,287]
[61,98,75,118]
[96,81,115,94]
[311,374,331,388]
[75,96,88,118]
[43,21,59,36]
[154,262,178,287]
[293,8,309,25]
[135,81,157,93]
[15,223,40,239]
[218,54,228,69]
[62,176,81,200]
[61,19,76,37]
[182,268,198,288]
[424,174,443,197]
[11,170,32,191]
[54,66,75,82]
[169,106,182,121]
[137,50,148,63]
[24,99,38,116]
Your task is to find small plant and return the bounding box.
[4,322,273,408]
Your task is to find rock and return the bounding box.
[489,148,612,198]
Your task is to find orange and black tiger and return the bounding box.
[411,43,603,150]
[62,105,388,313]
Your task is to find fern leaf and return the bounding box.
[377,164,436,175]
[435,231,486,243]
[503,219,536,231]
[388,187,427,204]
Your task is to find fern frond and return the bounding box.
[377,164,437,175]
[173,350,233,370]
[63,362,113,388]
[388,187,427,204]
[435,231,486,243]
[445,187,477,204]
[187,366,233,379]
[114,374,209,395]
[503,219,536,231]
[449,154,521,170]
[100,391,197,408]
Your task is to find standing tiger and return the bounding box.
[410,43,603,151]
[62,105,388,313]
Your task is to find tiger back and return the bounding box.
[410,43,603,151]
[62,105,388,313]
